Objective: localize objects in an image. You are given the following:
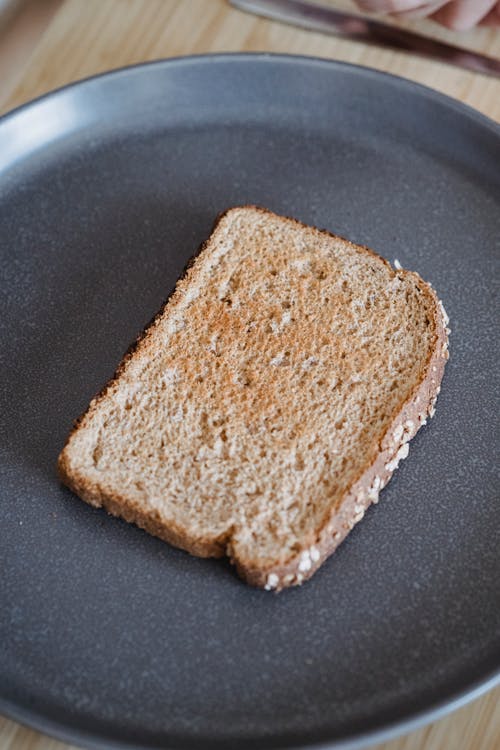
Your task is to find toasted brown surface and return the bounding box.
[58,206,449,589]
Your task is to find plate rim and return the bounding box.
[0,668,500,750]
[1,51,499,135]
[1,670,500,750]
[1,51,499,750]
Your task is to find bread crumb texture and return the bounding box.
[59,207,448,589]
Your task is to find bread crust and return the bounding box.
[58,207,449,590]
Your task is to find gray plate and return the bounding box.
[0,54,499,750]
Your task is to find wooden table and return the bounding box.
[1,1,499,749]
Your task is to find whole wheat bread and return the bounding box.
[58,206,449,590]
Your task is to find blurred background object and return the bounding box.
[231,0,500,75]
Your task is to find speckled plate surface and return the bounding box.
[0,55,499,750]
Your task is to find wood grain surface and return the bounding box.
[1,2,499,749]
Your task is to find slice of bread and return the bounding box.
[58,206,449,590]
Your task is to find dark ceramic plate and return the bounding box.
[0,55,499,750]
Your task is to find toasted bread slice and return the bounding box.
[58,206,449,589]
